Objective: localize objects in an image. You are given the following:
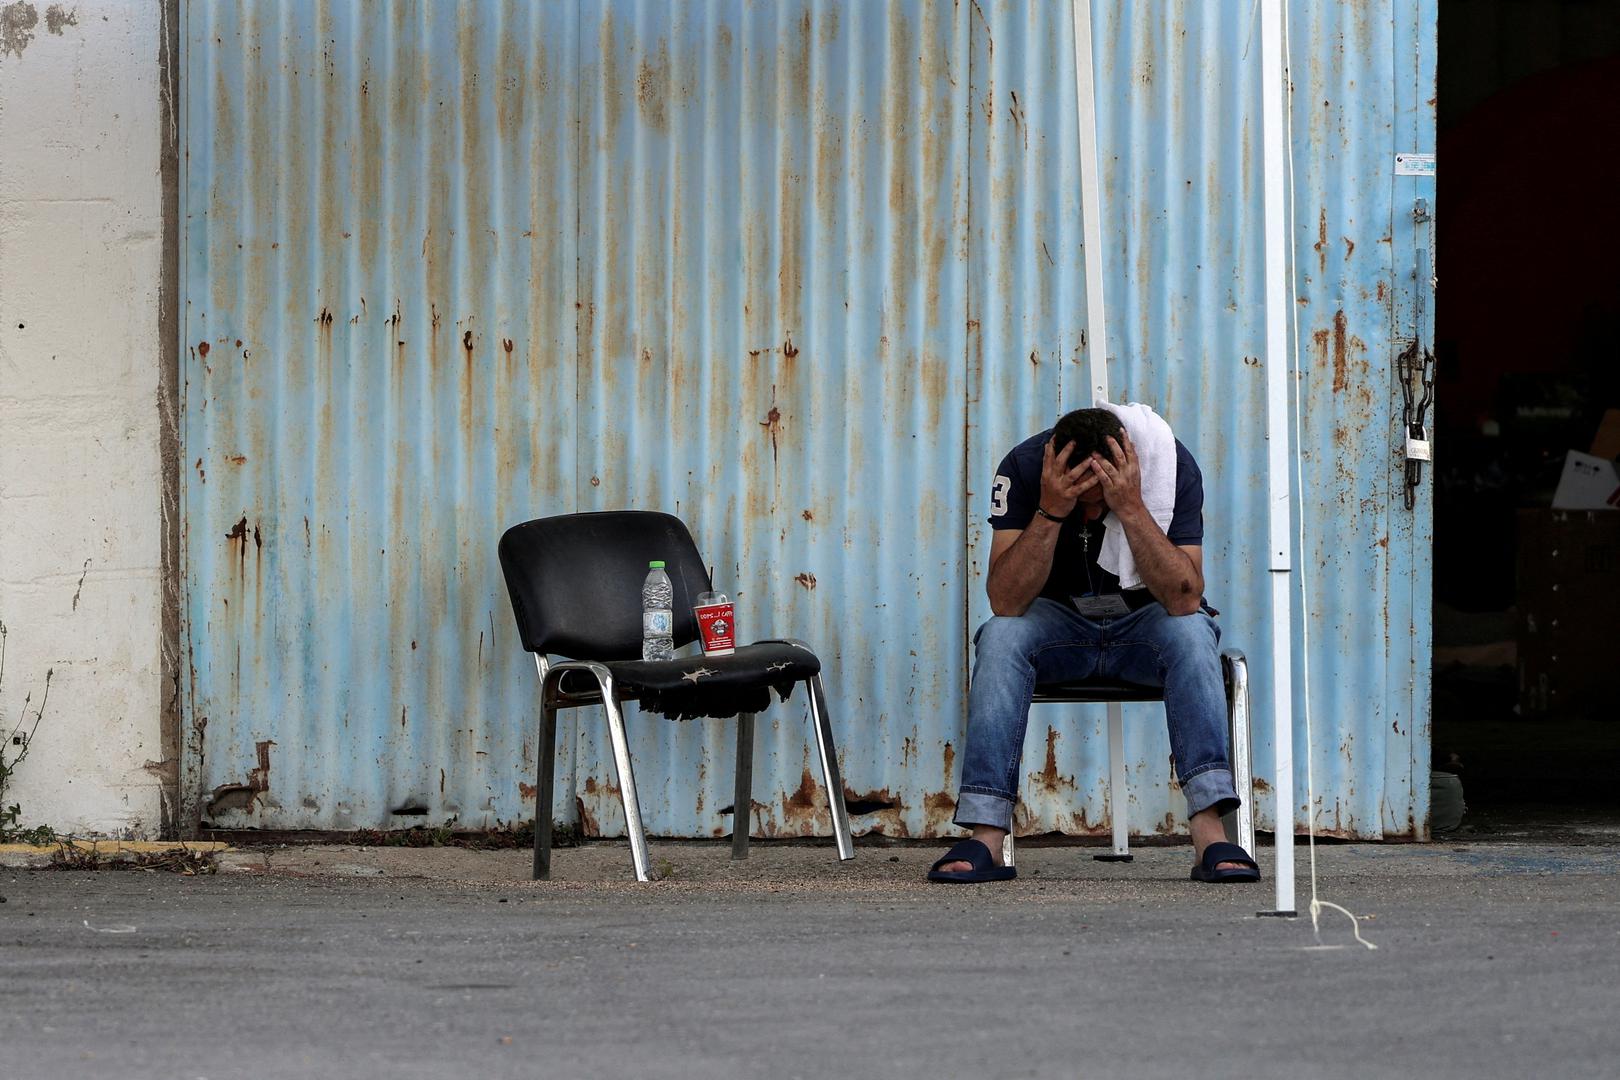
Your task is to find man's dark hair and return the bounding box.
[1051,408,1124,470]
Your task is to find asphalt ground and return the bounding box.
[2,839,1618,1080]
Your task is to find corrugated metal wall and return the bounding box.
[181,1,1436,839]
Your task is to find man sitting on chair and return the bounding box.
[929,406,1259,884]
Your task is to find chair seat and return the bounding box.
[561,640,821,720]
[1032,679,1164,704]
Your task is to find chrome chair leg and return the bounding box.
[732,712,755,860]
[596,674,653,882]
[1222,649,1256,858]
[1095,701,1133,862]
[806,674,855,861]
[534,658,560,881]
[1002,827,1016,869]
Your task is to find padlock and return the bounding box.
[1404,424,1431,462]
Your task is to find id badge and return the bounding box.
[1073,593,1130,619]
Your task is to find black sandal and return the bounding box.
[927,838,1017,883]
[1190,841,1261,883]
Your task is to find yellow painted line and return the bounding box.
[0,841,231,854]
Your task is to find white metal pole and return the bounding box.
[1070,0,1109,402]
[1107,704,1128,855]
[1260,0,1297,916]
[1071,0,1132,858]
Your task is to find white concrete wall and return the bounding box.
[0,2,164,836]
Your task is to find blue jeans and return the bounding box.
[955,597,1239,831]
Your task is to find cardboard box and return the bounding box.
[1517,510,1620,716]
[1591,408,1620,461]
[1550,451,1620,510]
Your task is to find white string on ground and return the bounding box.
[1281,0,1376,952]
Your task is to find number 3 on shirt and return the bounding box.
[990,475,1011,517]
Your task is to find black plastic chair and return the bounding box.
[498,510,856,882]
[999,652,1255,868]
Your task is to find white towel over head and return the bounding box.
[1093,400,1177,591]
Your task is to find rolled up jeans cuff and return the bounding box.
[953,789,1014,832]
[1181,766,1239,820]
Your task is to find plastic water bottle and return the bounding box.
[641,560,674,661]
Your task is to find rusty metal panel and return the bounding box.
[181,1,583,828]
[983,0,1436,840]
[963,2,1101,837]
[1386,0,1439,839]
[571,0,973,838]
[182,1,1434,839]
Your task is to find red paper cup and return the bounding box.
[694,602,736,656]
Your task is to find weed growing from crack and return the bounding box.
[0,621,55,844]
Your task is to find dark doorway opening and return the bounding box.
[1433,0,1620,838]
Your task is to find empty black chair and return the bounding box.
[498,511,855,881]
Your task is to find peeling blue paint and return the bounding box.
[181,1,1435,839]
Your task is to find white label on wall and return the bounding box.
[1395,152,1436,176]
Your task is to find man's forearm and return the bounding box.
[1114,506,1202,615]
[986,518,1062,616]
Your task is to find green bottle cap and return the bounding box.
[648,560,665,568]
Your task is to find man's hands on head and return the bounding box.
[1039,429,1148,521]
[1039,438,1100,520]
[1091,430,1147,521]
[992,437,1100,617]
[993,427,1203,617]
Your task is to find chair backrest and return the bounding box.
[499,511,713,660]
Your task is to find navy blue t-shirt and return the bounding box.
[988,429,1205,611]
